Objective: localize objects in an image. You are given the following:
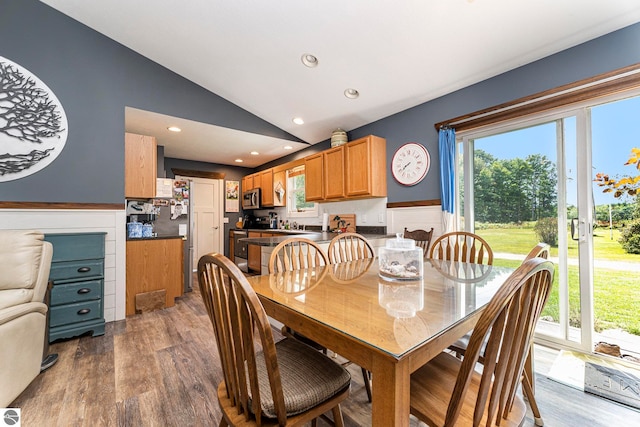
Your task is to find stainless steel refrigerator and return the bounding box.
[152,179,194,293]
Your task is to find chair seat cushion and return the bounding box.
[410,352,526,427]
[253,338,351,419]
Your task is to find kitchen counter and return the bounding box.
[126,235,185,241]
[239,231,395,247]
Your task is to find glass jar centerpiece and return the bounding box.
[378,233,423,281]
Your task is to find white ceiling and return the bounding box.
[42,0,640,167]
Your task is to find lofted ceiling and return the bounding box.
[41,0,640,167]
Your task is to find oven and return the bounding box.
[242,188,261,210]
[233,230,249,272]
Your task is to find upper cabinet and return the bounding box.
[305,135,386,202]
[260,169,274,206]
[304,153,324,202]
[125,132,157,199]
[273,170,286,207]
[345,135,386,198]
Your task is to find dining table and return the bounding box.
[245,257,516,426]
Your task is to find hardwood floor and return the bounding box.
[12,287,640,426]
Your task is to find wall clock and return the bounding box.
[391,142,430,186]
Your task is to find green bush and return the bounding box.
[619,219,640,254]
[534,217,558,246]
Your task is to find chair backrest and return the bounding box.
[525,242,550,261]
[403,228,434,259]
[0,230,53,307]
[429,231,493,265]
[444,257,554,426]
[268,237,329,273]
[327,232,374,264]
[198,252,288,425]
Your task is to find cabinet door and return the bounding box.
[242,175,253,191]
[253,173,262,192]
[248,231,262,272]
[125,133,157,198]
[261,169,274,206]
[304,153,324,201]
[345,135,387,197]
[323,146,345,200]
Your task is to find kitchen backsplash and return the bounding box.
[251,197,388,230]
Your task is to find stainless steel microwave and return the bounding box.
[242,188,261,210]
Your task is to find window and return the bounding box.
[287,166,318,217]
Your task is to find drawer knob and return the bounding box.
[77,267,91,273]
[77,288,91,294]
[77,308,91,315]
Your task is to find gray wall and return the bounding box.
[2,0,640,208]
[0,0,296,204]
[264,22,640,203]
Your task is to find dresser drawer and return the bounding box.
[49,259,104,282]
[50,299,102,327]
[45,233,106,262]
[51,279,103,306]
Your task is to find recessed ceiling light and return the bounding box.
[344,88,359,99]
[301,53,318,68]
[235,159,243,163]
[250,151,259,155]
[292,117,304,125]
[167,126,181,132]
[283,145,293,150]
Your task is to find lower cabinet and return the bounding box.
[126,238,184,316]
[44,232,106,342]
[248,231,262,272]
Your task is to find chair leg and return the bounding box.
[361,367,372,403]
[332,404,345,427]
[523,371,543,426]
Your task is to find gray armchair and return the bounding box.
[0,230,53,406]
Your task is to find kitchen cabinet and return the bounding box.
[126,238,183,316]
[248,231,262,272]
[323,146,345,199]
[252,173,262,192]
[345,135,387,198]
[44,232,106,342]
[125,132,157,199]
[242,175,254,191]
[304,153,324,201]
[260,169,274,206]
[229,230,235,262]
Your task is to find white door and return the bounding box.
[186,177,223,267]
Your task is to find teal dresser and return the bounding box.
[44,232,106,342]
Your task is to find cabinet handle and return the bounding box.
[77,308,91,315]
[77,288,91,294]
[77,267,91,273]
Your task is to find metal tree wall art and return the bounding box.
[0,56,68,182]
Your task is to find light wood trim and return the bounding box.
[0,201,124,210]
[171,168,225,179]
[436,63,640,132]
[386,199,441,208]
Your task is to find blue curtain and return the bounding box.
[438,127,456,214]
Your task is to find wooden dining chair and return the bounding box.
[430,231,493,265]
[268,237,329,273]
[410,257,554,427]
[447,242,551,426]
[403,227,434,259]
[327,232,374,264]
[198,252,351,427]
[327,233,374,402]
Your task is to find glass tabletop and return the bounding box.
[246,258,515,359]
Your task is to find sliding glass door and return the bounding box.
[457,91,640,355]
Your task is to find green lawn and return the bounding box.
[479,226,640,336]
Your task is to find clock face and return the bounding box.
[391,143,430,186]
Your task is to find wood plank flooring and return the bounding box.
[11,287,640,426]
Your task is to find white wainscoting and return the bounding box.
[0,209,126,322]
[386,205,444,239]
